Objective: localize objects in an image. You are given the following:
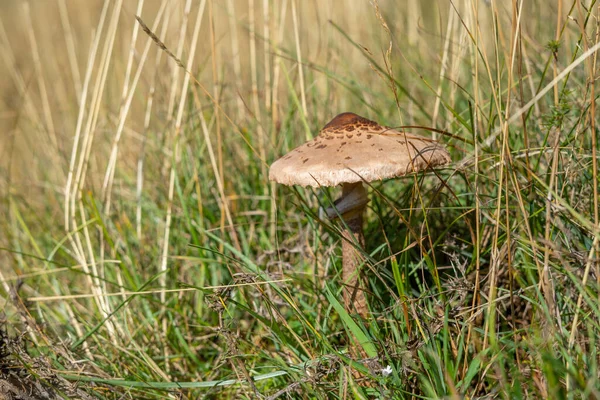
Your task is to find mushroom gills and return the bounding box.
[322,182,369,220]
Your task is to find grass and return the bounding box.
[1,0,599,398]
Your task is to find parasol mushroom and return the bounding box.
[269,112,451,318]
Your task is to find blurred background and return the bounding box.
[0,0,575,191]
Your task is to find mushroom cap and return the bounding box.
[269,112,451,187]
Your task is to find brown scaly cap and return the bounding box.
[269,112,451,187]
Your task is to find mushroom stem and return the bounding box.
[339,182,369,318]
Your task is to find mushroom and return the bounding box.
[269,112,451,318]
